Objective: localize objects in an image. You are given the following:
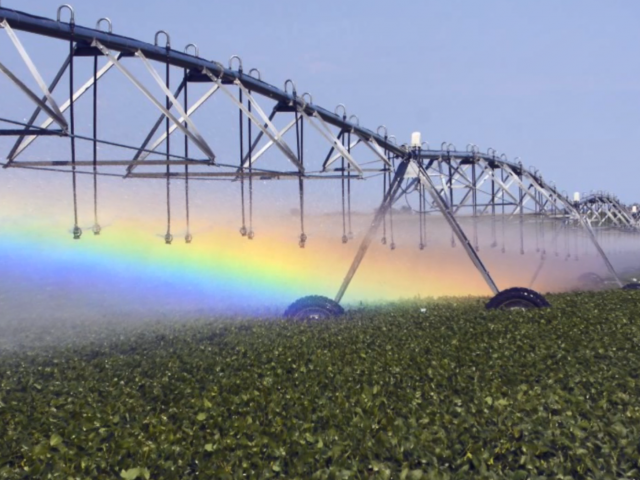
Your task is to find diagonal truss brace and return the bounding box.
[335,156,500,304]
[92,40,216,162]
[0,62,68,132]
[7,54,120,162]
[299,110,362,175]
[322,133,360,170]
[134,49,216,161]
[0,20,67,130]
[359,136,393,167]
[202,68,303,172]
[410,160,500,294]
[129,83,219,172]
[240,116,299,169]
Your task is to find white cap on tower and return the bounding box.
[573,192,581,202]
[411,132,421,148]
[632,205,638,213]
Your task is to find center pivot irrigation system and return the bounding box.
[1,5,639,319]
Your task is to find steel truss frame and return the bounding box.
[0,5,637,305]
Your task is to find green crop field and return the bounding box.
[1,291,640,479]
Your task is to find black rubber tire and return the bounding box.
[578,272,604,288]
[622,282,640,290]
[485,287,551,310]
[284,295,345,320]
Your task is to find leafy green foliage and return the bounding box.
[1,291,640,478]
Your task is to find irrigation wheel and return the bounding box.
[578,272,605,289]
[284,296,345,320]
[485,287,551,310]
[622,282,640,290]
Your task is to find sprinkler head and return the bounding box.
[92,224,101,235]
[239,226,247,237]
[348,232,354,240]
[501,247,506,253]
[475,245,480,252]
[390,242,396,251]
[381,237,387,245]
[72,226,82,240]
[299,233,307,248]
[164,233,173,245]
[342,235,348,244]
[491,241,498,248]
[185,233,193,244]
[248,230,255,240]
[419,243,425,250]
[451,240,456,248]
[520,249,525,255]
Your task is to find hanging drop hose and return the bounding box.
[347,129,353,239]
[238,77,247,237]
[448,158,455,248]
[340,125,347,244]
[381,144,388,245]
[540,216,546,257]
[418,181,425,250]
[422,183,428,247]
[519,186,525,255]
[472,163,479,252]
[574,226,579,261]
[535,214,540,253]
[490,177,497,248]
[69,31,80,240]
[535,192,541,252]
[184,70,192,244]
[247,90,254,240]
[389,157,396,251]
[553,199,559,256]
[92,54,100,235]
[164,59,172,245]
[295,104,306,248]
[501,169,506,253]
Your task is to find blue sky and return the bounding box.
[3,0,640,202]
